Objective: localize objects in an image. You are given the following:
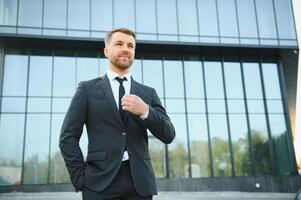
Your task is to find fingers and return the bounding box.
[121,94,147,115]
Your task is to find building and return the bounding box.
[0,0,300,193]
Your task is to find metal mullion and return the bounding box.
[240,57,255,176]
[154,0,159,41]
[234,0,241,45]
[220,58,235,177]
[175,0,180,41]
[41,0,45,35]
[258,57,278,175]
[202,57,214,177]
[253,0,261,45]
[271,0,280,46]
[195,0,201,43]
[215,0,221,44]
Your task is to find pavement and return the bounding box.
[0,192,297,200]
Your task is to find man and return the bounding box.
[59,28,175,200]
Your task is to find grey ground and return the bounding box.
[0,192,296,200]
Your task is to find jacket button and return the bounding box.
[122,132,126,136]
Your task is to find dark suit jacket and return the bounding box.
[59,75,175,196]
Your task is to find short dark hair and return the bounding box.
[105,28,136,46]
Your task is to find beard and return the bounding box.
[109,54,134,70]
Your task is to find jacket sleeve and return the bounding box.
[142,88,175,144]
[59,82,87,192]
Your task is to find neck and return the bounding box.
[109,65,129,76]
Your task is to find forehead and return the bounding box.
[110,32,135,44]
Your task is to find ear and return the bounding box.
[103,47,109,58]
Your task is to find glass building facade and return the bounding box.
[0,0,300,192]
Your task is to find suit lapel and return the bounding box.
[98,75,124,128]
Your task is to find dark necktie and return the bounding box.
[115,77,126,120]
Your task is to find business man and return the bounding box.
[59,28,175,200]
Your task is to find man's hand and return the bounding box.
[121,94,148,116]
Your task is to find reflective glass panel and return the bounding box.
[43,0,67,29]
[168,114,188,178]
[68,0,89,30]
[114,0,135,30]
[1,97,26,112]
[3,55,28,96]
[165,99,185,113]
[28,56,52,96]
[217,0,238,37]
[269,114,292,175]
[249,114,272,175]
[91,0,112,31]
[184,61,204,98]
[208,114,232,177]
[49,114,69,183]
[164,60,184,98]
[229,114,252,176]
[149,138,165,178]
[247,100,265,113]
[274,0,296,39]
[227,100,245,113]
[177,0,198,35]
[262,63,281,99]
[77,57,99,84]
[0,114,25,186]
[131,59,142,83]
[255,0,277,39]
[188,114,210,177]
[23,114,50,184]
[204,61,224,98]
[18,0,43,27]
[53,57,76,97]
[0,0,18,26]
[207,100,226,113]
[136,0,156,34]
[236,0,258,38]
[157,0,178,35]
[267,100,284,113]
[224,62,244,98]
[27,98,51,113]
[186,99,205,113]
[142,60,164,98]
[52,98,71,113]
[243,63,263,99]
[197,0,219,36]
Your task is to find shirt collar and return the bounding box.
[107,68,131,82]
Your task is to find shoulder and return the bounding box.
[132,79,154,92]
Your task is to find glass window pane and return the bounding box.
[91,0,112,31]
[168,114,188,178]
[255,0,277,39]
[224,62,244,98]
[49,114,70,183]
[68,0,89,30]
[52,98,71,113]
[197,0,219,36]
[188,114,210,177]
[236,0,258,38]
[267,100,284,113]
[114,0,135,30]
[131,59,142,83]
[23,114,50,184]
[178,0,198,35]
[77,57,99,84]
[0,114,25,186]
[186,99,205,113]
[28,56,52,96]
[1,97,26,112]
[164,60,184,98]
[247,100,265,113]
[227,100,245,113]
[3,55,28,96]
[53,57,76,97]
[207,99,226,113]
[209,114,232,177]
[269,114,293,175]
[243,63,263,99]
[18,0,43,27]
[27,98,51,113]
[136,0,156,34]
[274,0,296,39]
[149,138,165,178]
[184,61,204,98]
[217,0,238,37]
[262,63,281,99]
[204,61,224,98]
[142,60,164,98]
[157,0,178,35]
[249,114,273,175]
[0,0,18,26]
[229,114,252,176]
[43,0,67,29]
[165,99,185,113]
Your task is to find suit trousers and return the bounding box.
[82,161,153,200]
